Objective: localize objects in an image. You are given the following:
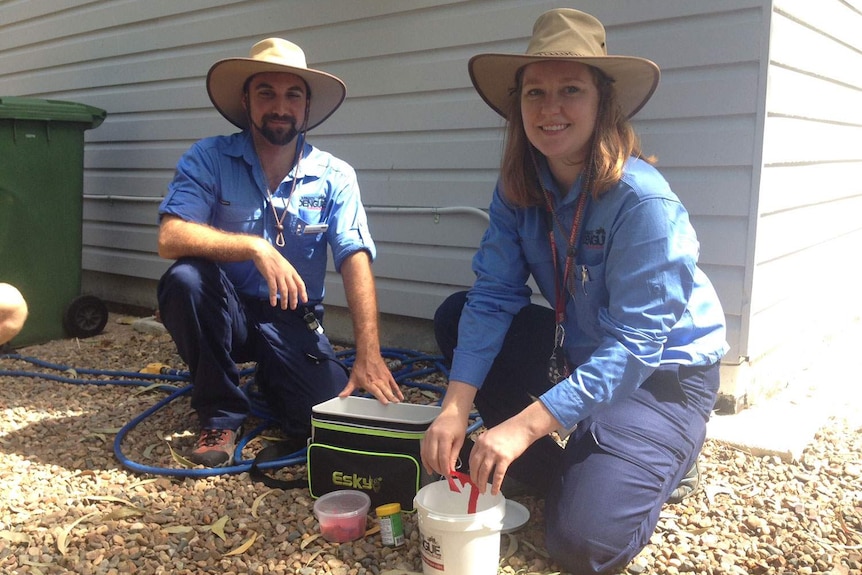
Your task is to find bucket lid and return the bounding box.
[0,96,106,129]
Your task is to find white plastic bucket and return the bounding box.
[414,479,506,575]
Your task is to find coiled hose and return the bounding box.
[0,348,482,478]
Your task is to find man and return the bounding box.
[0,283,28,346]
[157,38,402,467]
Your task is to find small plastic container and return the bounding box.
[375,502,404,547]
[313,490,371,543]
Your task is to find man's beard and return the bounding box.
[252,114,300,146]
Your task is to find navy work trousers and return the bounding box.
[435,291,719,575]
[157,258,348,436]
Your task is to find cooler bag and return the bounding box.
[308,396,441,511]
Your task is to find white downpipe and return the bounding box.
[82,195,490,222]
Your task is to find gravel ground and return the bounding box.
[1,314,860,575]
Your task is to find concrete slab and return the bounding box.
[706,319,862,462]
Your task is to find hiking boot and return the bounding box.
[666,461,700,504]
[188,428,238,467]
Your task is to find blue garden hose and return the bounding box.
[0,349,482,478]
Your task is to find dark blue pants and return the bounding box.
[157,258,348,436]
[435,292,719,574]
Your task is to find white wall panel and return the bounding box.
[751,0,862,366]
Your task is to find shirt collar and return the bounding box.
[537,157,585,207]
[226,130,326,180]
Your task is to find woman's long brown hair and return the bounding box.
[499,66,653,207]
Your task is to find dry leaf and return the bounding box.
[142,443,159,459]
[133,383,180,396]
[502,533,518,559]
[164,526,194,534]
[365,524,381,536]
[704,483,736,505]
[304,549,323,566]
[211,515,229,541]
[300,533,321,549]
[90,427,122,434]
[85,495,141,508]
[20,558,52,567]
[223,531,257,556]
[519,538,550,558]
[0,530,29,544]
[57,512,98,556]
[167,443,197,468]
[251,490,274,518]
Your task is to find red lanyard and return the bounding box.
[530,147,592,380]
[542,189,589,325]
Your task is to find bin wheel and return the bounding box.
[63,295,109,339]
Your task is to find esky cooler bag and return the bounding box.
[308,396,441,511]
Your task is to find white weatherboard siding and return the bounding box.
[744,0,862,403]
[3,0,859,407]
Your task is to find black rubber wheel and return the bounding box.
[63,295,109,338]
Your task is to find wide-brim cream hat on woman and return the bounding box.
[469,8,660,119]
[207,38,346,130]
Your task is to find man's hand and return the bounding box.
[338,352,403,404]
[250,240,307,309]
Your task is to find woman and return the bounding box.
[420,8,728,574]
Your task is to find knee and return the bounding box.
[545,515,639,575]
[0,283,28,345]
[158,258,216,302]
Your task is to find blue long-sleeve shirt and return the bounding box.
[158,131,375,304]
[450,156,728,432]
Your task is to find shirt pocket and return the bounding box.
[286,213,325,260]
[214,202,263,234]
[570,261,607,339]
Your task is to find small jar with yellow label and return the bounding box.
[375,503,404,547]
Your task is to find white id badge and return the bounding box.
[303,223,329,234]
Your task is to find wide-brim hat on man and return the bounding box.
[469,8,660,119]
[207,38,346,131]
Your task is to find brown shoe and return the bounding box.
[188,428,238,467]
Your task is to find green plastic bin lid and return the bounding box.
[0,96,106,129]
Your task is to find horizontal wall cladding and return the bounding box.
[750,0,862,360]
[746,231,862,362]
[0,0,763,351]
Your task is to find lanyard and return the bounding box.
[541,184,589,380]
[542,189,589,324]
[530,149,591,381]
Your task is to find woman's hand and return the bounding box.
[470,400,562,495]
[421,381,477,477]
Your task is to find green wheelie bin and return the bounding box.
[0,96,108,348]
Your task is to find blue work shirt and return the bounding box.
[450,156,728,432]
[158,131,375,304]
